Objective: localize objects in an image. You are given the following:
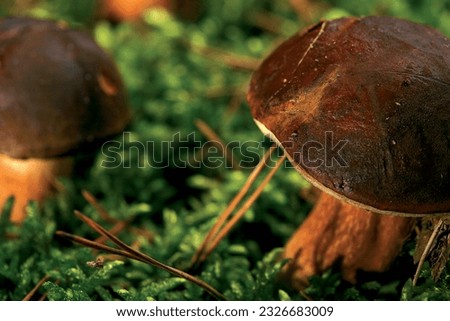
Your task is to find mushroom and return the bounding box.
[247,16,450,289]
[0,17,131,223]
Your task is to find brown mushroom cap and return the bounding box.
[247,16,450,216]
[0,17,131,159]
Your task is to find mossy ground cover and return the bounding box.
[0,0,449,300]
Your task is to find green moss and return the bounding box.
[0,0,449,301]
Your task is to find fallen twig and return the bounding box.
[57,210,226,301]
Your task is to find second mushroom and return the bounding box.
[0,17,131,223]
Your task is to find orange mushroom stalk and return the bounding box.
[0,156,74,222]
[0,17,131,223]
[247,17,450,288]
[283,193,414,288]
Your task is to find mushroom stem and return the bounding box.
[0,154,74,223]
[281,192,415,289]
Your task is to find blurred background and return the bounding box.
[0,0,449,301]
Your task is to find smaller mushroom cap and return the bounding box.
[0,17,131,159]
[247,16,450,216]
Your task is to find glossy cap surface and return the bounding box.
[248,16,450,215]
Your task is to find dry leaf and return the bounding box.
[429,219,450,281]
[414,218,450,283]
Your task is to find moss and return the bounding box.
[0,0,449,301]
